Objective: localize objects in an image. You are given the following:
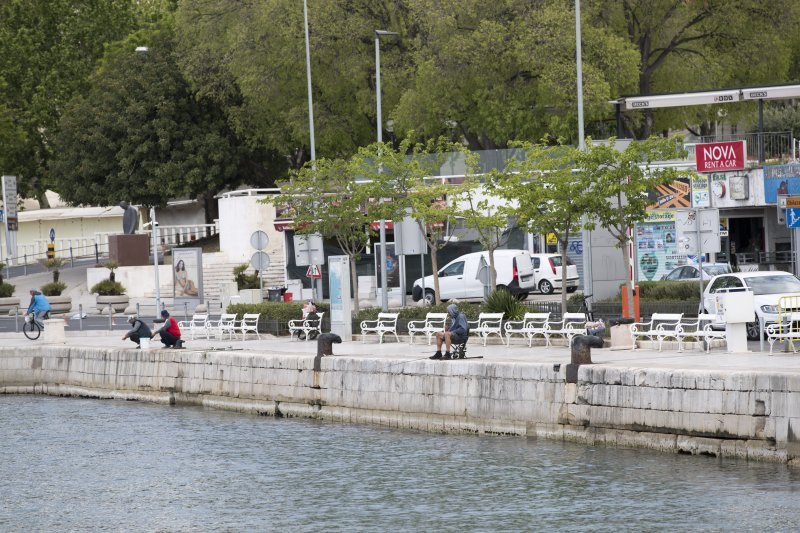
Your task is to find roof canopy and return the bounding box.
[612,84,800,112]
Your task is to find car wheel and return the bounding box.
[539,279,554,295]
[566,286,577,293]
[746,321,760,341]
[516,292,529,301]
[424,290,435,305]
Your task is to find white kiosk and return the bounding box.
[715,287,755,353]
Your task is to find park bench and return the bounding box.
[177,313,210,340]
[503,312,550,346]
[235,313,261,340]
[207,313,238,340]
[675,314,727,353]
[469,312,505,346]
[630,313,683,351]
[765,312,800,355]
[288,312,325,341]
[407,312,447,345]
[546,312,587,347]
[360,312,400,344]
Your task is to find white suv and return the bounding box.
[530,254,580,294]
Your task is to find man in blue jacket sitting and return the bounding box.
[431,303,469,360]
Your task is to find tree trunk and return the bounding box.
[431,245,441,305]
[621,239,635,319]
[560,243,569,316]
[202,192,219,225]
[38,190,51,209]
[488,249,497,293]
[350,254,360,315]
[53,270,60,283]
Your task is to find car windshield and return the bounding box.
[702,264,731,276]
[549,256,574,267]
[743,275,800,295]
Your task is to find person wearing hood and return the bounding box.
[26,289,52,323]
[431,303,469,360]
[122,315,152,348]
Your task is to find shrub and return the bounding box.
[90,279,126,296]
[227,301,330,321]
[103,260,119,282]
[483,289,527,320]
[233,263,261,290]
[40,282,67,296]
[0,282,14,298]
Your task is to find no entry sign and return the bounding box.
[695,140,746,172]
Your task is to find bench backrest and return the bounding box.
[562,312,586,322]
[697,313,722,323]
[219,313,237,325]
[191,313,208,323]
[377,313,399,325]
[241,313,260,325]
[477,312,504,322]
[650,313,683,323]
[523,312,549,324]
[425,312,448,324]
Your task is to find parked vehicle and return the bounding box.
[661,263,731,281]
[702,271,800,340]
[530,254,579,294]
[411,250,536,304]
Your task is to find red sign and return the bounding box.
[306,265,322,279]
[695,140,746,172]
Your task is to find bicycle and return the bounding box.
[23,312,48,340]
[577,293,594,321]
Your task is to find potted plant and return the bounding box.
[91,261,128,313]
[40,258,72,312]
[0,262,17,315]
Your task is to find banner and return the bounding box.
[172,247,203,303]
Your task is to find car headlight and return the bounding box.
[761,305,779,314]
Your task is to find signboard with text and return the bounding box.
[695,141,746,173]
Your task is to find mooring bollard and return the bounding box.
[566,334,603,383]
[317,333,342,357]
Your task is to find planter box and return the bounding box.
[49,295,73,314]
[0,297,21,316]
[96,295,130,314]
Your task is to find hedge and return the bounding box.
[227,301,330,321]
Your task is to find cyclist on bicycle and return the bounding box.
[26,289,51,324]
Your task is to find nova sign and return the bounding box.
[695,140,747,173]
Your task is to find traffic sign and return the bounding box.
[787,208,800,228]
[49,228,55,242]
[306,265,322,279]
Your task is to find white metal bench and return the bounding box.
[208,313,238,340]
[407,312,447,345]
[765,312,800,355]
[504,312,550,346]
[288,312,325,341]
[236,313,261,340]
[630,313,683,351]
[676,314,726,353]
[546,312,587,347]
[360,312,400,343]
[177,313,209,340]
[469,312,504,346]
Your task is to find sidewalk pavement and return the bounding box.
[3,329,800,374]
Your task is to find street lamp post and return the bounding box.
[375,29,398,312]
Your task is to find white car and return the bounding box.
[703,271,800,340]
[661,263,731,281]
[530,254,579,294]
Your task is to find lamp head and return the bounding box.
[375,30,399,37]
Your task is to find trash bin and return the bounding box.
[268,288,283,302]
[283,292,293,302]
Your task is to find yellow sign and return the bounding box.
[546,233,558,245]
[787,196,800,208]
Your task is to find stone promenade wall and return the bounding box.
[1,346,799,465]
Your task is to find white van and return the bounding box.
[411,250,536,304]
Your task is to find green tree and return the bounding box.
[582,136,689,316]
[394,0,639,148]
[493,140,595,313]
[358,139,465,305]
[594,0,800,137]
[0,0,139,202]
[264,157,374,314]
[49,23,272,219]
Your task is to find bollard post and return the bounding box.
[70,245,74,268]
[23,254,28,276]
[79,303,84,331]
[108,303,113,330]
[14,306,19,333]
[95,243,99,264]
[184,301,189,321]
[136,302,140,317]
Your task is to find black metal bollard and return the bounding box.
[317,333,342,357]
[566,334,603,383]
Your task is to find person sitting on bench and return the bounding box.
[431,303,469,360]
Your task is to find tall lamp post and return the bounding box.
[375,29,398,312]
[135,46,161,316]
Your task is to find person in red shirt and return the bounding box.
[151,310,182,348]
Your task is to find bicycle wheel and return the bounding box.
[23,320,41,340]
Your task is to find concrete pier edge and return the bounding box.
[2,345,799,466]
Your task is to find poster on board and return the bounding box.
[636,210,685,281]
[172,247,203,304]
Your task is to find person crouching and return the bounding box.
[122,315,152,348]
[151,310,182,348]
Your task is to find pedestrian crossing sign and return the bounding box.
[306,265,322,279]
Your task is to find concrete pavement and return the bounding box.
[3,328,800,374]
